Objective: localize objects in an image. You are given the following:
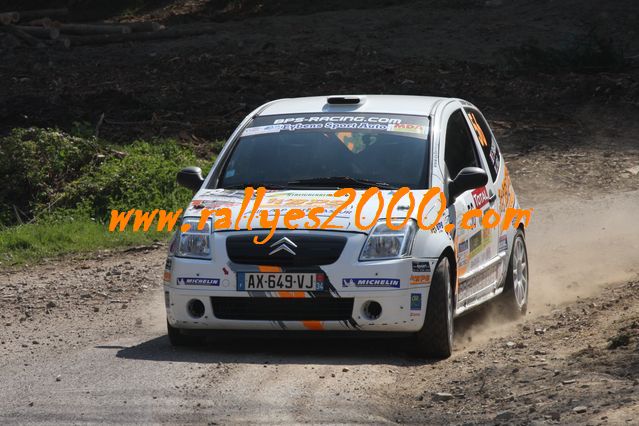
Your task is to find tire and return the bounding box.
[414,257,454,359]
[167,321,199,346]
[500,229,529,318]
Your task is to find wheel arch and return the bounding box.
[440,246,457,305]
[517,223,526,236]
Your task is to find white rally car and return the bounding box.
[164,95,529,358]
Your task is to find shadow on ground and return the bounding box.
[113,304,501,365]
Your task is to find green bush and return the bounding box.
[0,128,209,226]
[0,128,212,265]
[0,127,101,226]
[61,140,207,219]
[0,127,212,264]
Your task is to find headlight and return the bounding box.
[359,219,417,261]
[171,217,212,259]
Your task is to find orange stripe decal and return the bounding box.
[302,321,324,331]
[277,291,305,298]
[258,265,282,273]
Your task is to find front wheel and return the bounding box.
[500,229,529,318]
[414,257,454,359]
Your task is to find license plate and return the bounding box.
[237,273,325,292]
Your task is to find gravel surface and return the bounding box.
[1,187,638,424]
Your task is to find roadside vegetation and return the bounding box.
[0,127,211,266]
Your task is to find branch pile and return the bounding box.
[0,7,212,49]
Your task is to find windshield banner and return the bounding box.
[242,113,430,138]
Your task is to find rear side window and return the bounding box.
[444,109,480,179]
[465,109,501,180]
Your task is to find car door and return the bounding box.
[439,106,486,310]
[463,106,512,284]
[445,106,505,312]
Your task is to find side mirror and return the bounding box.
[449,167,488,202]
[177,166,204,192]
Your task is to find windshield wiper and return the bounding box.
[287,176,397,190]
[222,182,287,189]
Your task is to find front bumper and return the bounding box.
[164,230,435,332]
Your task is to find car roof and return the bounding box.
[257,95,456,117]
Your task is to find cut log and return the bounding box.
[59,23,132,35]
[106,21,165,33]
[17,8,68,22]
[68,24,217,46]
[15,25,60,39]
[27,17,53,27]
[46,37,71,49]
[0,25,44,47]
[0,11,19,25]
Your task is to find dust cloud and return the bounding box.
[454,189,639,349]
[527,190,639,312]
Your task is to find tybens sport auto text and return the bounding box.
[108,186,532,245]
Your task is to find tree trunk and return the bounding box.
[103,22,165,32]
[0,25,45,47]
[15,25,60,39]
[18,8,69,22]
[59,23,132,35]
[0,12,19,25]
[46,37,71,49]
[68,24,217,46]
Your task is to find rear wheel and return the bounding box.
[414,257,454,359]
[167,321,199,346]
[501,229,529,318]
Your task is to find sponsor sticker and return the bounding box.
[458,239,469,253]
[387,123,427,135]
[177,277,220,286]
[429,221,444,234]
[410,275,431,285]
[458,250,469,268]
[459,267,498,300]
[272,116,402,125]
[342,278,400,288]
[469,231,482,253]
[412,261,431,273]
[410,293,422,310]
[472,187,490,209]
[499,235,508,252]
[241,124,283,137]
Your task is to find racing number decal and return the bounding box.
[467,112,488,147]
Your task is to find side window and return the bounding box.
[465,109,501,180]
[444,109,480,179]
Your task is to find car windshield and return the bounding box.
[216,113,430,189]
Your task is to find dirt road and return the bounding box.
[2,178,638,424]
[1,0,638,423]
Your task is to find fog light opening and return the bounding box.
[187,299,205,319]
[362,300,382,320]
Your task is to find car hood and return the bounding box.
[185,188,438,233]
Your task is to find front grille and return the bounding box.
[226,233,347,266]
[211,297,354,321]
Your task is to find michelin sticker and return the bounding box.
[342,278,400,288]
[177,277,220,286]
